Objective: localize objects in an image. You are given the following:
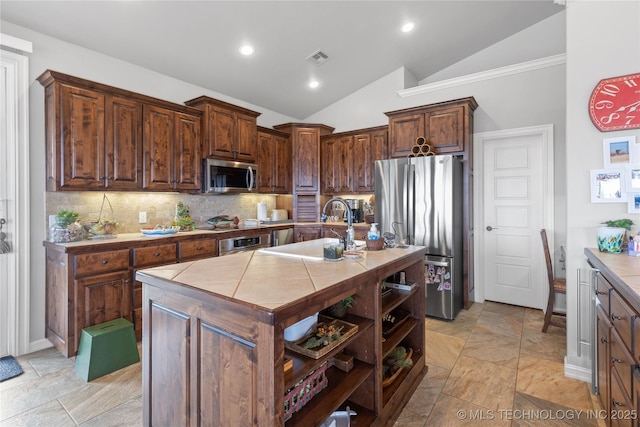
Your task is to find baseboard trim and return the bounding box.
[29,338,53,354]
[564,357,591,383]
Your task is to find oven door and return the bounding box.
[219,234,270,256]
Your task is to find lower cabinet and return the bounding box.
[294,224,323,242]
[594,271,639,427]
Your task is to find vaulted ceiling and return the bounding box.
[1,1,564,119]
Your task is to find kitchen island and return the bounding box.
[136,240,427,426]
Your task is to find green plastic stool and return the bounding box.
[74,318,140,381]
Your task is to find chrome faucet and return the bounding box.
[320,197,355,250]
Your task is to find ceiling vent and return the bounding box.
[306,49,330,66]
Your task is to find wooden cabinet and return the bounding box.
[136,243,426,426]
[294,225,323,242]
[45,247,131,357]
[321,126,388,195]
[592,269,638,425]
[38,70,201,193]
[184,96,261,163]
[353,128,387,193]
[257,126,291,194]
[321,135,353,194]
[44,233,222,356]
[142,105,201,192]
[385,98,477,158]
[273,123,334,222]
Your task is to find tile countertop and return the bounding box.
[136,239,426,311]
[585,248,640,311]
[43,222,295,249]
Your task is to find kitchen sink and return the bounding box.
[258,238,365,261]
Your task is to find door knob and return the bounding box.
[486,226,498,231]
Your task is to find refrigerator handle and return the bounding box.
[405,163,415,244]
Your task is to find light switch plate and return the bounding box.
[139,212,147,224]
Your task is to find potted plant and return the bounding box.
[327,296,355,319]
[50,209,83,242]
[597,218,634,253]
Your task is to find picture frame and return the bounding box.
[590,169,626,203]
[603,135,636,168]
[629,192,640,214]
[626,165,640,191]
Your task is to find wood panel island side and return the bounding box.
[135,239,427,426]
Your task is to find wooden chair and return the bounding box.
[541,229,567,333]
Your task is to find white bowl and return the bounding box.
[284,313,318,342]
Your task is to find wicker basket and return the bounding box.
[284,362,328,420]
[366,238,384,251]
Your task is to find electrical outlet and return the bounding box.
[139,212,147,224]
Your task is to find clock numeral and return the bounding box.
[595,100,615,110]
[623,79,638,88]
[600,112,620,124]
[600,83,620,97]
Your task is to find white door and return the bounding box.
[1,43,31,357]
[476,126,554,310]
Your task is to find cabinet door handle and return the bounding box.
[611,314,622,321]
[102,259,108,265]
[611,357,622,364]
[595,290,607,295]
[154,252,160,257]
[601,338,609,344]
[612,399,624,407]
[196,246,203,250]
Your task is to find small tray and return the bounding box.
[140,227,179,236]
[382,308,411,337]
[285,316,358,359]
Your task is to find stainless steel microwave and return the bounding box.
[203,159,258,194]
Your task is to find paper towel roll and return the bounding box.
[257,203,268,221]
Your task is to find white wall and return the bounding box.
[565,0,640,376]
[0,21,297,350]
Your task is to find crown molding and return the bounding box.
[0,33,33,53]
[398,53,566,98]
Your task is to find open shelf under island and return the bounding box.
[135,239,427,426]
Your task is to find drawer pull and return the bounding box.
[197,246,203,250]
[601,338,609,344]
[611,357,622,364]
[154,252,160,257]
[611,314,622,321]
[612,399,625,407]
[101,259,108,265]
[595,290,607,295]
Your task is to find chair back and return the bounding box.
[540,229,555,291]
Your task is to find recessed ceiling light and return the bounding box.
[308,80,320,89]
[401,22,415,33]
[239,45,254,56]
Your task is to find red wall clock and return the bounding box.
[589,72,640,132]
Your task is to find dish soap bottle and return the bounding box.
[368,223,380,240]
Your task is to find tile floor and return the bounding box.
[0,302,602,426]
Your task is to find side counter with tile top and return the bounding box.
[585,248,640,426]
[43,224,293,357]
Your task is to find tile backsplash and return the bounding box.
[46,192,279,233]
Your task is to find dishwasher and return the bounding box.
[218,233,271,256]
[271,227,294,246]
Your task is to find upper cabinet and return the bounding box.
[257,126,291,194]
[38,70,202,193]
[385,97,477,158]
[320,126,388,195]
[184,96,261,163]
[142,105,202,192]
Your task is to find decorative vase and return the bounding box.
[597,226,626,253]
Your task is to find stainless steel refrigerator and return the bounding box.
[375,155,463,320]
